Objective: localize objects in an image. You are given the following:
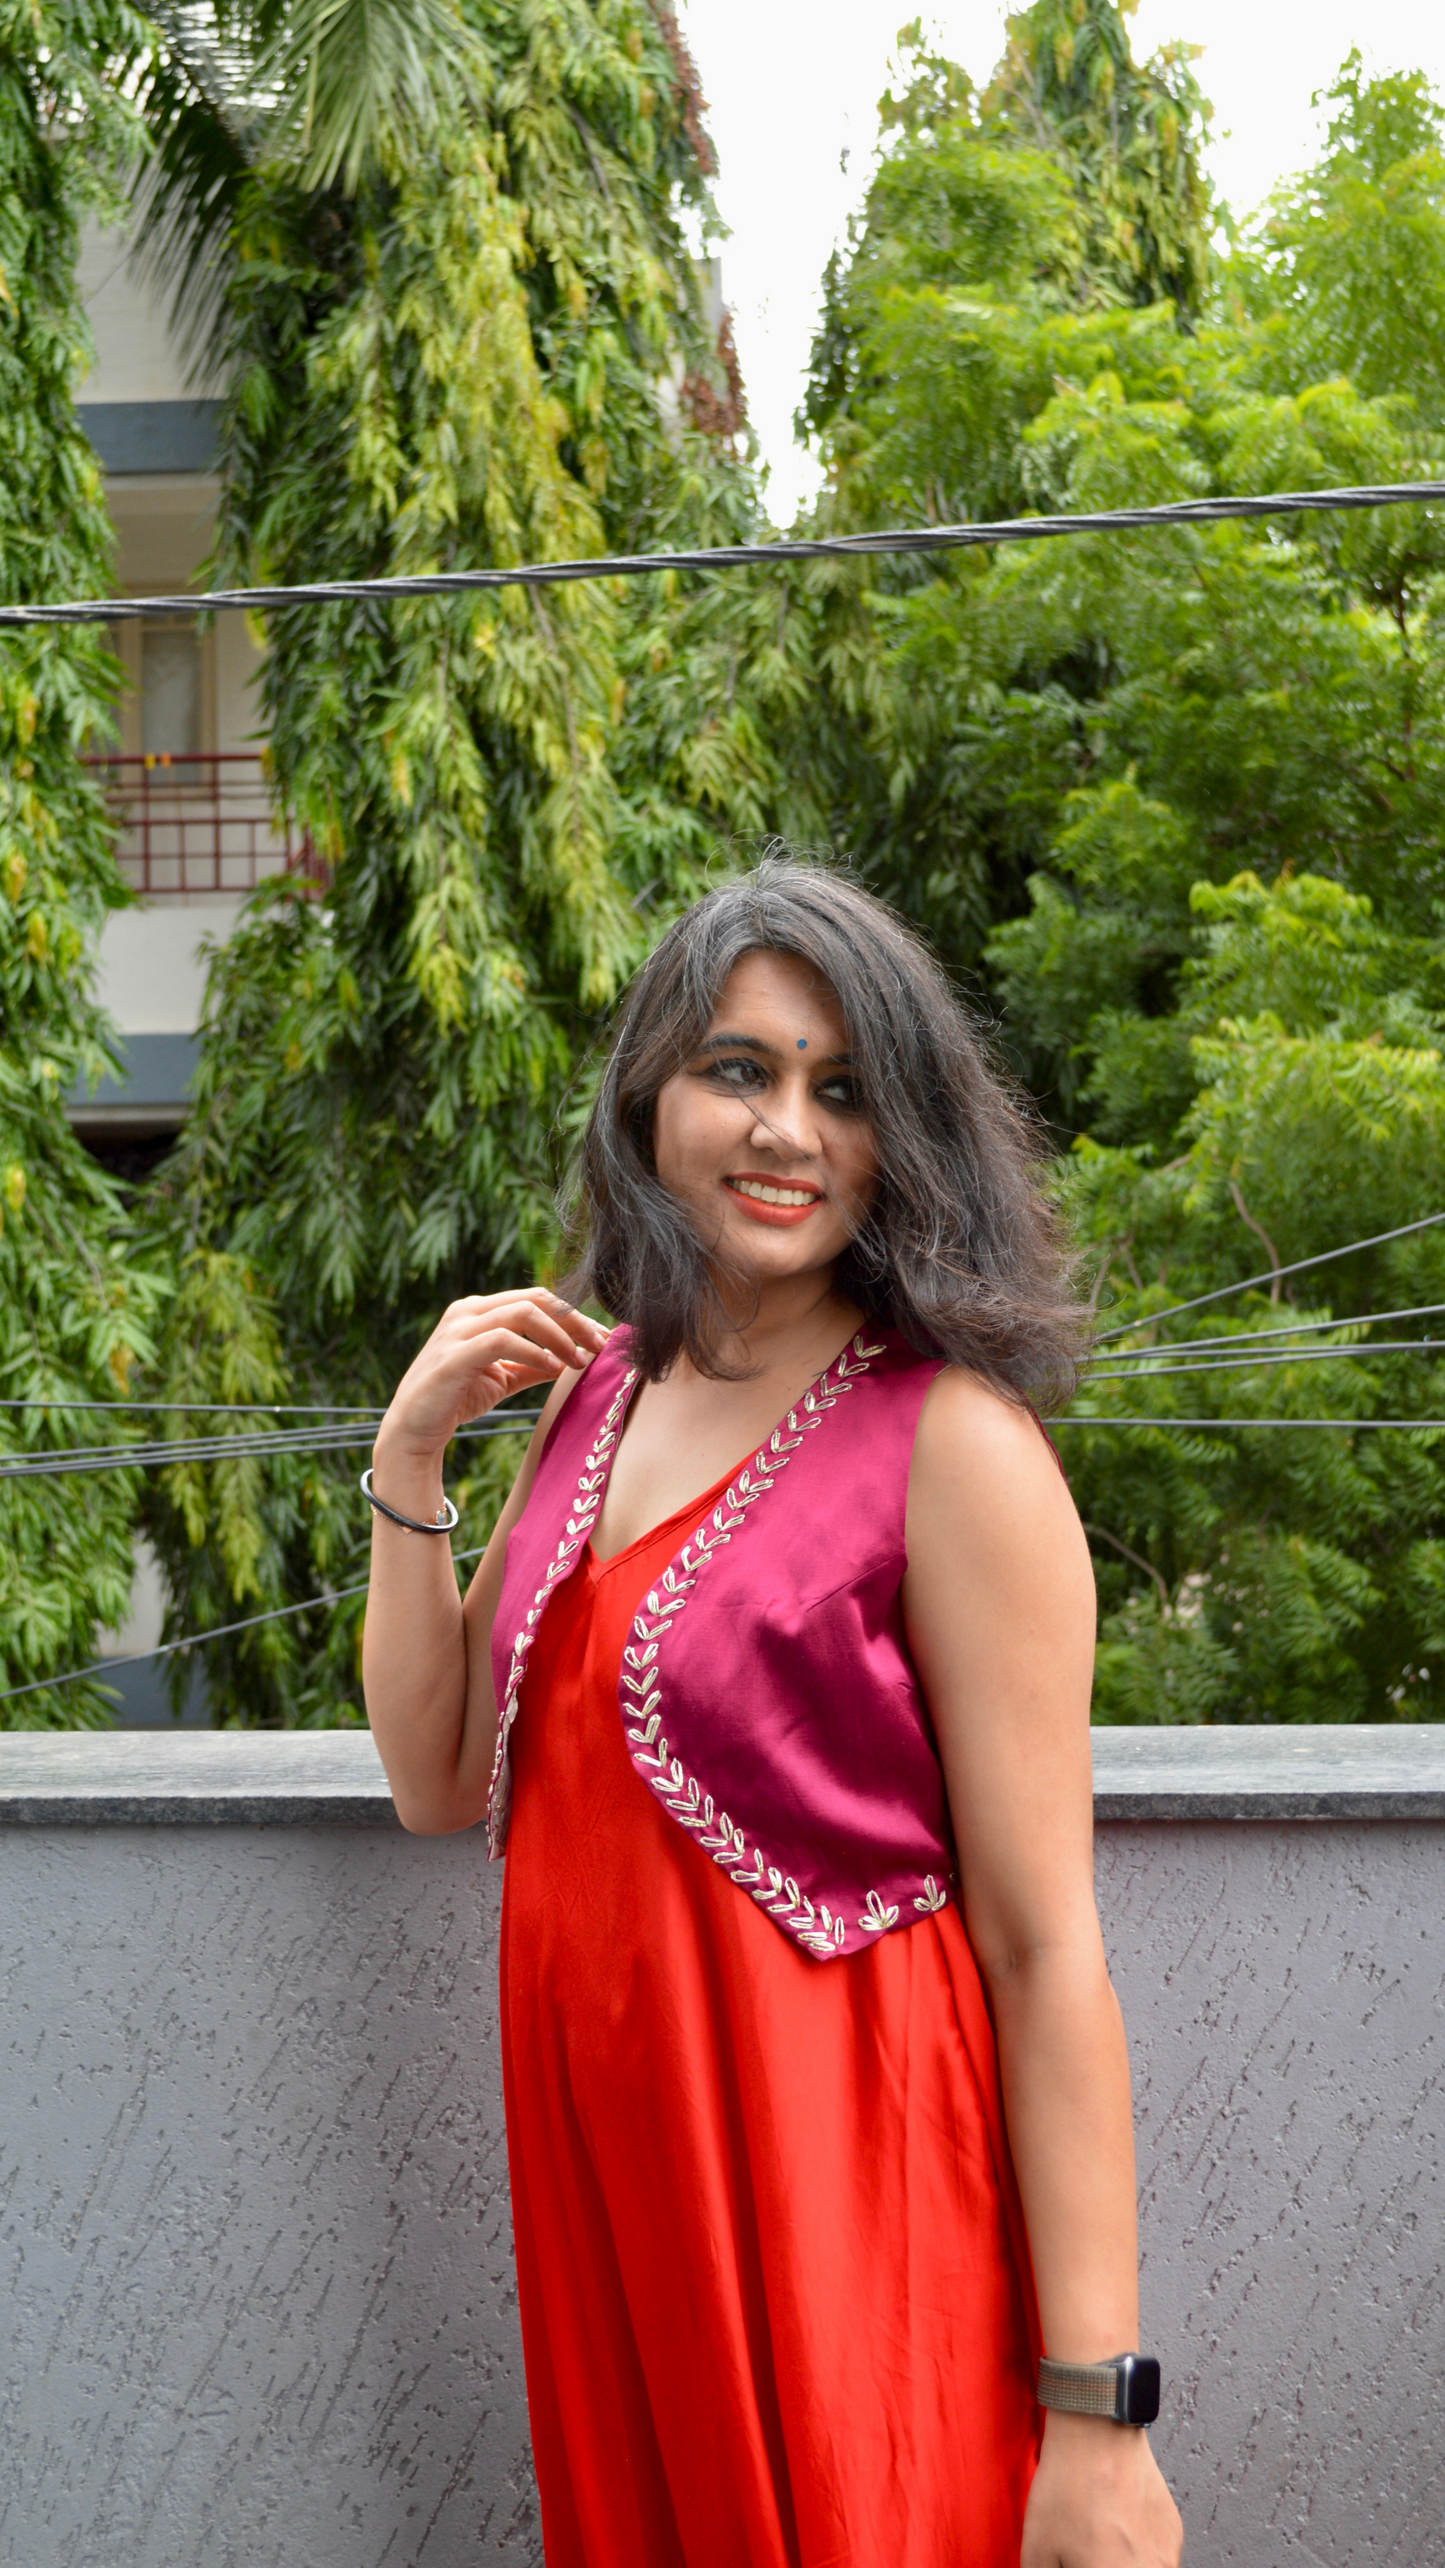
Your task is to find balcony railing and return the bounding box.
[87,753,320,897]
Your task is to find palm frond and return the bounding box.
[126,3,265,378]
[258,0,486,195]
[127,0,484,374]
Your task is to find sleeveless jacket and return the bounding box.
[488,1326,958,1961]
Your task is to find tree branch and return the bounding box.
[1229,1178,1283,1303]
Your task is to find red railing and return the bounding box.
[86,754,320,896]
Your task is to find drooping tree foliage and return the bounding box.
[130,0,826,1720]
[0,0,168,1727]
[797,19,1445,1722]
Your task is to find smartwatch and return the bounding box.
[1037,2352,1161,2426]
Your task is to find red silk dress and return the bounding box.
[499,1466,1042,2568]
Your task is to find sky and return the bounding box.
[679,0,1445,519]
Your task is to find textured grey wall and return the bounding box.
[1,1812,1441,2567]
[1,1828,533,2568]
[1100,1823,1443,2568]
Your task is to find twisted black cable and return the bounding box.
[1054,1416,1445,1429]
[0,1546,487,1707]
[0,1408,543,1482]
[1092,1211,1445,1342]
[1094,1301,1445,1360]
[1087,1341,1445,1384]
[1,481,1443,627]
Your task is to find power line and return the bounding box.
[0,1397,383,1416]
[1092,1212,1445,1344]
[0,1545,487,1707]
[2,480,1444,628]
[1088,1341,1445,1385]
[1095,1301,1445,1360]
[1054,1416,1445,1430]
[0,1407,542,1482]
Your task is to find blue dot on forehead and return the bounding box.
[797,1037,807,1049]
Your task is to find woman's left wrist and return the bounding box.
[1038,2348,1160,2427]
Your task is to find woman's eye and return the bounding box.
[817,1077,864,1112]
[707,1056,764,1091]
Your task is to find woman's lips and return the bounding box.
[723,1174,823,1228]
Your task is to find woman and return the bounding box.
[363,861,1183,2568]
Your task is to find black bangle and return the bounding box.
[361,1467,459,1535]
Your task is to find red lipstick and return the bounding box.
[723,1173,824,1228]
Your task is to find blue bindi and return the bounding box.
[797,1037,807,1049]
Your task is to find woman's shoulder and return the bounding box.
[910,1365,1073,1514]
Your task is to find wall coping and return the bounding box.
[0,1723,1442,1826]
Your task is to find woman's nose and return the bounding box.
[748,1091,820,1162]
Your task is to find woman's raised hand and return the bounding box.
[374,1290,609,1472]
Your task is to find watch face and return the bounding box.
[1121,2355,1161,2426]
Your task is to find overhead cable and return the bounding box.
[1092,1211,1445,1343]
[1094,1301,1445,1360]
[0,1545,487,1707]
[1054,1416,1445,1430]
[0,1396,384,1416]
[0,1406,542,1482]
[1088,1340,1445,1385]
[2,480,1444,628]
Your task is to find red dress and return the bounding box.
[499,1467,1042,2568]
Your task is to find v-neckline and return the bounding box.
[588,1321,879,1573]
[586,1460,742,1579]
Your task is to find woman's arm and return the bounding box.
[362,1289,605,1835]
[903,1371,1182,2568]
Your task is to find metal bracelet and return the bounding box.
[360,1467,458,1536]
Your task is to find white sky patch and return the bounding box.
[680,0,1445,522]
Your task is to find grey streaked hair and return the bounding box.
[563,855,1081,1404]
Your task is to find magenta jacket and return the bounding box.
[487,1326,958,1960]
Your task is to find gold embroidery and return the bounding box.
[617,1333,951,1959]
[485,1370,637,1856]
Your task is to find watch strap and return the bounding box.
[1038,2353,1161,2425]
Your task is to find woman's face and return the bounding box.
[651,949,880,1290]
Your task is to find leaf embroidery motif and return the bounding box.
[859,1889,901,1932]
[486,1368,637,1855]
[616,1332,950,1960]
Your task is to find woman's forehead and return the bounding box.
[710,949,845,1029]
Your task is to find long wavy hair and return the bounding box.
[564,857,1082,1406]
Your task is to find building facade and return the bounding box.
[71,221,304,1175]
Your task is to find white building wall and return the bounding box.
[76,221,222,404]
[72,223,271,1070]
[93,894,247,1033]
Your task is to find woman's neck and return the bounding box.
[702,1266,865,1386]
[592,1268,870,1561]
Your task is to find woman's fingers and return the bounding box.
[376,1289,609,1467]
[459,1326,583,1382]
[445,1299,604,1373]
[446,1290,607,1359]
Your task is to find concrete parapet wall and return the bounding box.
[1,1729,1441,2568]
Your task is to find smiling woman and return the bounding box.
[571,858,1081,1395]
[361,857,1182,2568]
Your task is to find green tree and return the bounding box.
[1056,874,1445,1725]
[0,0,167,1726]
[986,0,1214,315]
[786,1,1221,977]
[797,25,1445,1719]
[130,0,817,1722]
